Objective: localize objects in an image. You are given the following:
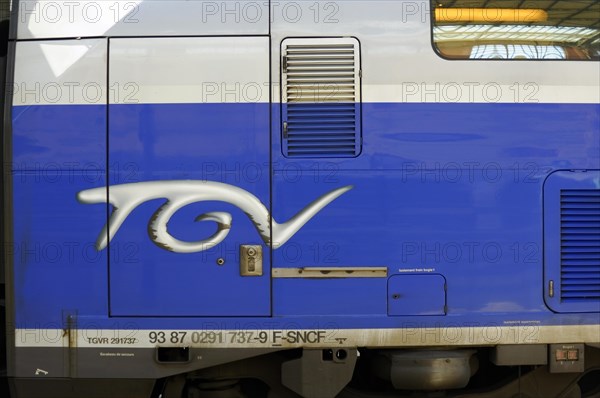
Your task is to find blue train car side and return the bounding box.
[2,1,599,397]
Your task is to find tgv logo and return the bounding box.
[78,180,352,253]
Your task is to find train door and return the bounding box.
[106,37,271,317]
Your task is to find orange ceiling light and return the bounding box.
[435,8,549,23]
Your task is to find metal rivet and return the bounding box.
[216,258,225,266]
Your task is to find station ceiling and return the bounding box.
[435,0,600,29]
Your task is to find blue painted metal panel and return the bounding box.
[388,274,446,316]
[273,278,387,316]
[109,103,270,176]
[9,102,600,329]
[12,105,106,169]
[274,103,600,170]
[106,185,272,317]
[11,172,108,326]
[108,103,271,316]
[272,170,546,316]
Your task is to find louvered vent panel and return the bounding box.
[560,189,600,302]
[282,38,361,158]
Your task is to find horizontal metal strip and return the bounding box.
[288,145,357,150]
[287,95,356,100]
[14,325,600,349]
[288,151,356,156]
[561,260,600,265]
[288,112,356,117]
[562,280,600,285]
[287,132,357,137]
[288,130,356,135]
[561,285,600,291]
[288,113,356,119]
[561,193,600,197]
[561,203,600,209]
[287,62,355,67]
[287,104,357,109]
[287,111,356,116]
[287,131,356,136]
[287,85,356,91]
[561,294,600,299]
[287,65,355,69]
[287,58,355,63]
[288,132,356,136]
[288,98,357,103]
[561,190,600,196]
[287,94,356,99]
[287,131,357,142]
[287,52,354,56]
[561,295,600,304]
[288,144,356,148]
[287,46,354,49]
[288,121,356,126]
[288,116,356,121]
[561,242,600,247]
[561,256,600,261]
[287,90,356,96]
[287,83,356,89]
[561,249,600,253]
[287,75,355,81]
[561,216,600,220]
[272,267,387,278]
[287,70,355,75]
[288,103,356,108]
[288,122,356,126]
[286,49,354,54]
[289,142,356,147]
[287,134,357,140]
[561,222,600,228]
[286,44,354,48]
[561,249,600,255]
[286,51,354,56]
[287,80,356,85]
[561,228,600,233]
[561,199,600,204]
[561,210,600,216]
[560,260,600,265]
[287,77,356,82]
[561,268,600,272]
[288,136,356,141]
[288,125,356,130]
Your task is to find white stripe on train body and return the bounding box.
[14,1,599,106]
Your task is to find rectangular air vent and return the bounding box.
[281,38,361,158]
[560,189,600,302]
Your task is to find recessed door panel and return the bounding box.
[107,37,270,316]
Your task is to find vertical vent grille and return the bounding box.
[560,189,600,302]
[282,38,361,158]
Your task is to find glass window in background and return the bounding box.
[431,0,600,60]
